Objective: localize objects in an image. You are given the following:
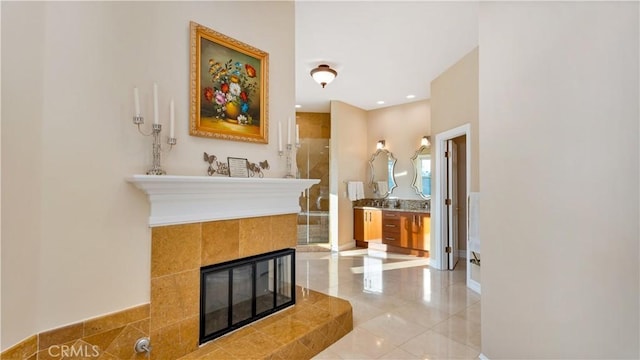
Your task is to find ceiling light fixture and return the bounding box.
[406,94,416,99]
[376,100,385,105]
[310,64,337,88]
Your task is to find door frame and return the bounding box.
[431,124,473,280]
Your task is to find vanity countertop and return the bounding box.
[353,206,430,214]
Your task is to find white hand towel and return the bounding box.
[468,192,480,253]
[355,182,365,200]
[347,181,358,201]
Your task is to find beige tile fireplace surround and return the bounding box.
[1,176,352,360]
[150,217,352,359]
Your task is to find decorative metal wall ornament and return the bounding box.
[204,152,229,176]
[248,160,270,178]
[203,152,268,178]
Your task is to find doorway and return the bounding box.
[433,124,476,290]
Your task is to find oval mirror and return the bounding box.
[369,149,397,198]
[411,145,431,199]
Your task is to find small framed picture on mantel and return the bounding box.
[227,157,249,178]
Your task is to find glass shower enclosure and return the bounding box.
[296,137,330,245]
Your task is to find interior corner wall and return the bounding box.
[479,2,639,358]
[1,1,295,350]
[430,47,479,193]
[0,0,3,346]
[366,100,431,200]
[0,10,2,346]
[330,101,368,250]
[429,47,479,272]
[1,1,44,349]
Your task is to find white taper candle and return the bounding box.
[153,82,159,124]
[134,87,141,117]
[170,99,175,138]
[278,121,283,152]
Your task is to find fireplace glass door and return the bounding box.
[200,248,295,344]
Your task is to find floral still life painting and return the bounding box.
[190,21,269,143]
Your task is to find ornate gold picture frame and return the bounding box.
[189,21,269,143]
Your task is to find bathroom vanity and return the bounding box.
[381,209,430,257]
[353,203,430,257]
[353,138,431,257]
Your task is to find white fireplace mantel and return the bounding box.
[127,175,320,227]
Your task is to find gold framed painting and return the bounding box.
[189,21,269,143]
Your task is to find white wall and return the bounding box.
[429,48,478,272]
[479,2,639,358]
[331,101,368,250]
[0,0,3,344]
[366,100,431,200]
[431,47,479,192]
[1,1,295,350]
[1,1,45,349]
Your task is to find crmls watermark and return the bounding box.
[47,344,101,358]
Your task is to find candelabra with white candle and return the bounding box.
[132,84,177,175]
[278,117,300,178]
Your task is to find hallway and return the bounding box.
[296,249,481,359]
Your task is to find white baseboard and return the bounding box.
[337,240,356,251]
[478,353,490,360]
[467,278,481,294]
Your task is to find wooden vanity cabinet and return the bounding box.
[382,210,430,257]
[354,208,382,246]
[381,211,408,247]
[409,213,430,250]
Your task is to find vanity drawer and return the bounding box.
[382,231,401,243]
[383,211,401,219]
[382,219,401,234]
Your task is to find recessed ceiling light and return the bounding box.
[406,94,415,99]
[295,104,301,108]
[376,100,385,105]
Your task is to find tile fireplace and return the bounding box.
[127,175,352,359]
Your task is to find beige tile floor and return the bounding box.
[295,249,481,360]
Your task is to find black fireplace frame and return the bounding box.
[199,248,296,344]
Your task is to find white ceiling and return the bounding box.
[295,1,479,113]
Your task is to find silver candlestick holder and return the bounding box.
[133,116,177,175]
[280,142,300,178]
